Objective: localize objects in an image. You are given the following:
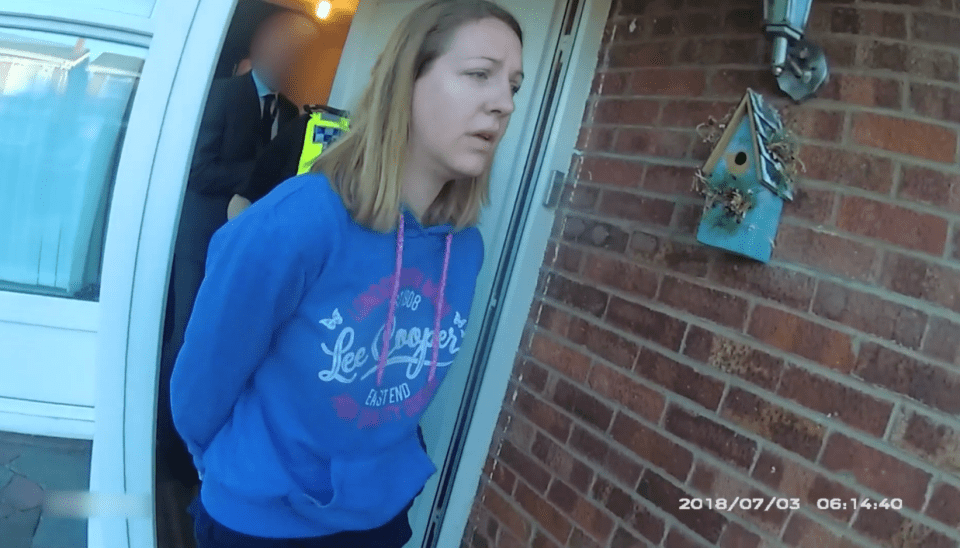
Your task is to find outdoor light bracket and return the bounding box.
[763,0,829,102]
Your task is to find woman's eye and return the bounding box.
[511,85,521,95]
[468,71,489,81]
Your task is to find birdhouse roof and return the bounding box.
[702,89,793,201]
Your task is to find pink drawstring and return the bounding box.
[430,234,452,384]
[376,213,454,387]
[377,216,405,386]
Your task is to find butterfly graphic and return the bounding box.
[454,311,466,329]
[320,308,343,330]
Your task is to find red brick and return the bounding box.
[681,12,723,34]
[631,68,706,97]
[830,7,906,38]
[500,439,553,493]
[852,112,957,164]
[661,100,739,128]
[591,99,659,125]
[587,361,665,422]
[748,306,857,373]
[567,528,604,548]
[615,128,692,159]
[663,528,709,548]
[590,71,628,96]
[514,481,572,543]
[531,432,595,493]
[684,327,785,392]
[800,144,894,193]
[812,281,928,349]
[776,367,893,437]
[898,165,960,214]
[642,164,698,195]
[836,196,948,255]
[864,40,909,73]
[611,412,694,480]
[788,109,844,142]
[721,387,825,460]
[659,277,750,329]
[592,477,665,542]
[578,155,645,188]
[926,482,960,528]
[855,343,960,414]
[490,460,518,494]
[724,7,762,33]
[912,12,960,47]
[889,410,960,472]
[638,470,728,543]
[561,216,630,254]
[515,387,573,442]
[923,316,960,366]
[530,332,592,383]
[627,232,714,278]
[467,530,490,548]
[552,378,615,431]
[819,433,931,511]
[546,479,578,514]
[605,297,688,351]
[597,190,674,226]
[690,463,789,534]
[496,531,527,548]
[673,203,702,236]
[577,127,615,152]
[710,69,781,98]
[552,241,586,274]
[581,253,660,301]
[782,187,835,224]
[611,527,653,548]
[517,359,549,394]
[751,450,858,523]
[568,497,616,543]
[569,425,611,466]
[907,44,959,82]
[545,273,610,319]
[483,486,531,540]
[910,83,960,121]
[854,508,956,548]
[782,513,867,548]
[775,225,877,282]
[694,37,766,65]
[819,37,857,70]
[532,531,561,548]
[719,521,761,548]
[635,347,725,411]
[880,253,960,314]
[608,42,673,68]
[819,73,901,109]
[665,405,757,469]
[535,302,571,338]
[708,260,817,311]
[568,315,643,370]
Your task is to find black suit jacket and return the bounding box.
[238,112,310,203]
[175,73,298,263]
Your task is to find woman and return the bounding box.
[170,1,524,546]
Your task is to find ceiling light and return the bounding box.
[316,0,331,19]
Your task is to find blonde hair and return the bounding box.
[311,0,523,233]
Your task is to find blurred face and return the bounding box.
[250,14,316,90]
[408,17,523,182]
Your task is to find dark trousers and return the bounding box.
[188,495,415,548]
[158,254,206,488]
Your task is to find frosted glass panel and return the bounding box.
[0,29,145,301]
[19,0,157,18]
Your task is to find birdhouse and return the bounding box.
[694,89,797,263]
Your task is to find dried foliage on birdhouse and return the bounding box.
[695,107,737,145]
[692,169,756,229]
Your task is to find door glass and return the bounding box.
[6,0,157,18]
[0,28,145,301]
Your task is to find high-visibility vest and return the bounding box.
[297,108,350,175]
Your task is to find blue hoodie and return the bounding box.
[170,173,484,538]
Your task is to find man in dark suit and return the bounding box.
[158,9,318,489]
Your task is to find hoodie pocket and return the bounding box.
[286,435,435,532]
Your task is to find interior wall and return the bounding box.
[460,0,960,547]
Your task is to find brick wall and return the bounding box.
[461,0,960,547]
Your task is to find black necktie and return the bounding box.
[260,94,276,145]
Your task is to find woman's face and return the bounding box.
[408,17,523,182]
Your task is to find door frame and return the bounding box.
[432,0,612,544]
[90,0,236,546]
